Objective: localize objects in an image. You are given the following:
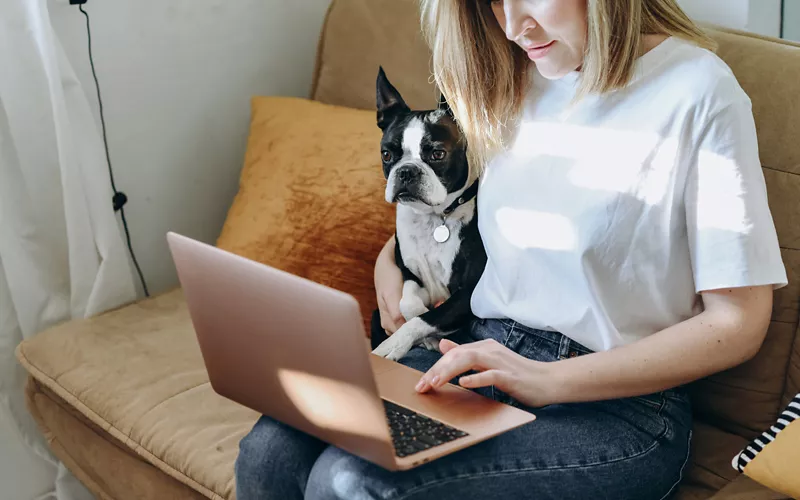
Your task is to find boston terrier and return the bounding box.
[371,67,487,362]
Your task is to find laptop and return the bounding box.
[167,232,535,471]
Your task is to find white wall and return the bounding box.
[49,0,333,296]
[747,0,782,38]
[786,0,800,42]
[677,0,782,37]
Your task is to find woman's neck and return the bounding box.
[571,34,670,73]
[641,34,670,56]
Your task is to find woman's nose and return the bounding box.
[502,2,537,42]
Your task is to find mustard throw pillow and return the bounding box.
[216,97,395,332]
[732,393,800,498]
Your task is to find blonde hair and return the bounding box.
[420,0,717,169]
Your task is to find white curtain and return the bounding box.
[0,0,138,498]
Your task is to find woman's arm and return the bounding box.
[375,236,406,334]
[550,285,772,403]
[416,285,773,406]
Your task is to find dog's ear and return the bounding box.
[438,92,453,116]
[376,67,410,130]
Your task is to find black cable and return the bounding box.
[79,4,150,297]
[780,0,786,39]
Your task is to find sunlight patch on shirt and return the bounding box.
[511,122,662,164]
[693,149,749,233]
[495,207,576,251]
[511,122,677,206]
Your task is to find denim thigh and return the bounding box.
[305,319,693,500]
[237,319,693,500]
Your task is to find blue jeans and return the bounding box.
[235,319,693,500]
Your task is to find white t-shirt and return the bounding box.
[470,37,788,353]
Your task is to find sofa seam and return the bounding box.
[694,462,732,482]
[697,377,784,396]
[776,323,800,418]
[762,165,800,177]
[126,381,211,432]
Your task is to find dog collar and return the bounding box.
[441,180,479,217]
[433,181,479,243]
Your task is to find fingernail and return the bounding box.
[415,379,424,391]
[431,376,440,387]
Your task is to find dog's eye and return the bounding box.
[381,150,393,163]
[432,150,447,161]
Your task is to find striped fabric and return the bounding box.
[733,393,800,472]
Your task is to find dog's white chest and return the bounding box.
[396,204,471,304]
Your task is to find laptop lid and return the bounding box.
[166,232,395,467]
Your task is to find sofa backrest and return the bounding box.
[311,0,800,439]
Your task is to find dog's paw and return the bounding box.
[399,295,429,321]
[372,318,434,361]
[399,281,430,321]
[372,333,415,361]
[420,337,441,353]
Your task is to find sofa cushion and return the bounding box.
[16,289,773,500]
[15,290,256,500]
[312,0,436,111]
[215,96,395,331]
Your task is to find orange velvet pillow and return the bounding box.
[216,97,395,332]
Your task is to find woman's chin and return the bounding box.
[533,61,578,81]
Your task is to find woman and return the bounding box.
[236,0,787,498]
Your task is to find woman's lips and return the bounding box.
[526,40,556,60]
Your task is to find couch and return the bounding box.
[14,0,800,498]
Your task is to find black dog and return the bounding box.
[371,68,487,361]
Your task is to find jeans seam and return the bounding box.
[658,428,693,500]
[500,322,516,348]
[492,323,517,401]
[632,391,668,411]
[394,434,670,500]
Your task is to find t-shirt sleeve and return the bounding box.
[684,95,787,293]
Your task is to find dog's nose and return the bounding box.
[396,165,421,184]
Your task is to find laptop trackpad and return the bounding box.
[369,354,507,427]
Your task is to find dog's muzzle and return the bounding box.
[391,165,426,203]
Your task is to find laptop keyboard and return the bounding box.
[382,400,469,457]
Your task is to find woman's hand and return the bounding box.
[415,338,557,408]
[375,237,405,334]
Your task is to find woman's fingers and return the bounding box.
[458,369,508,389]
[416,340,499,393]
[439,338,459,353]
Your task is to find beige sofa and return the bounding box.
[14,0,800,498]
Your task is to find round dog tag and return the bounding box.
[433,224,450,243]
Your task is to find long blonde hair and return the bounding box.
[420,0,717,169]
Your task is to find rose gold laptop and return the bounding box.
[166,232,535,470]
